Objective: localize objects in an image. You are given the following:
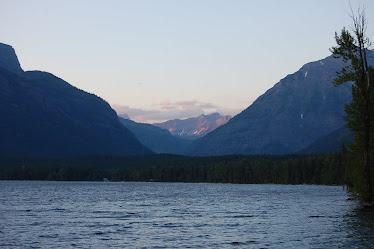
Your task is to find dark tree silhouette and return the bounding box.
[330,7,374,204]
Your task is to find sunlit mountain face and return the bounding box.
[153,113,231,140]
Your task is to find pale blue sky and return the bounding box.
[1,0,373,123]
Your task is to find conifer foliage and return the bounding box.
[330,7,374,204]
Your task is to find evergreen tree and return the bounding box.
[330,7,374,204]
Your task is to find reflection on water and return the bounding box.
[0,181,373,248]
[346,207,374,248]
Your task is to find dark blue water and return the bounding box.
[0,181,373,248]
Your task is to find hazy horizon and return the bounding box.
[1,0,373,123]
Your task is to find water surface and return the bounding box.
[0,181,373,248]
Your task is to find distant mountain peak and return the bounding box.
[119,113,131,120]
[0,42,23,74]
[119,117,192,154]
[153,113,231,140]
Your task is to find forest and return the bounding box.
[0,151,349,186]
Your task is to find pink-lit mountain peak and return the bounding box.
[153,113,231,140]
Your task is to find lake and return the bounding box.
[0,181,373,248]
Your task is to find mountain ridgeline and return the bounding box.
[153,113,231,140]
[2,41,372,157]
[0,43,24,74]
[119,117,192,154]
[298,126,353,154]
[187,53,374,156]
[0,43,152,156]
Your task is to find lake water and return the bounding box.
[0,181,373,248]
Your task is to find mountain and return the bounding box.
[298,126,353,154]
[0,43,23,74]
[119,113,131,120]
[153,113,231,140]
[0,43,152,156]
[187,53,374,156]
[119,117,192,154]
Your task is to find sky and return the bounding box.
[1,0,373,123]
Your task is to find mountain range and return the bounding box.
[2,42,371,157]
[119,117,192,154]
[0,43,151,156]
[153,113,231,140]
[187,52,374,156]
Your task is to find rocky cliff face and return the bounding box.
[0,43,152,156]
[153,113,231,140]
[187,53,374,156]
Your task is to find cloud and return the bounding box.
[112,99,228,123]
[160,100,171,106]
[174,100,217,110]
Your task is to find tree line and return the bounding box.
[1,6,373,207]
[0,152,348,185]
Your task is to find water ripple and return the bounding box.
[0,181,373,248]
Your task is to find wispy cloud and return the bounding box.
[112,99,239,123]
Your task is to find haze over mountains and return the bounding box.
[0,43,151,156]
[119,117,192,154]
[187,52,374,156]
[117,113,230,154]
